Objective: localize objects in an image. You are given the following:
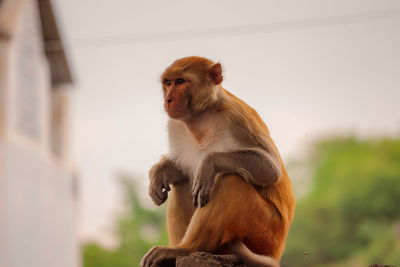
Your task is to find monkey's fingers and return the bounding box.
[149,189,159,204]
[162,181,171,192]
[150,186,168,206]
[192,184,200,207]
[191,181,197,194]
[151,189,162,204]
[143,247,175,267]
[141,246,159,267]
[157,190,168,205]
[145,251,163,267]
[149,192,162,206]
[199,188,210,207]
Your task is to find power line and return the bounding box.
[71,8,400,48]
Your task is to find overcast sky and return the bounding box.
[52,0,400,246]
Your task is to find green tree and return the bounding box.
[282,137,400,267]
[83,174,168,267]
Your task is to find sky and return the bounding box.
[52,0,400,246]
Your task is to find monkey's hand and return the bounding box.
[149,158,186,206]
[140,246,188,267]
[192,154,217,207]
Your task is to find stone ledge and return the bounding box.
[176,252,245,267]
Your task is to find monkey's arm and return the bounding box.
[192,148,281,207]
[149,157,188,206]
[213,148,282,185]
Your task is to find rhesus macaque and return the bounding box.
[141,57,295,267]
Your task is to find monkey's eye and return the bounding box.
[176,78,185,85]
[164,79,172,86]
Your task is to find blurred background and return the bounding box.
[0,0,399,266]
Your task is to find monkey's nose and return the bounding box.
[165,98,172,108]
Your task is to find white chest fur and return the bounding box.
[167,118,241,179]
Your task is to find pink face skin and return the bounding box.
[163,77,191,119]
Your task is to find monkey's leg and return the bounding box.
[179,174,280,257]
[141,175,285,267]
[166,180,195,245]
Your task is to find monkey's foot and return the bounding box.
[140,246,189,267]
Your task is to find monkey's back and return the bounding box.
[223,88,296,256]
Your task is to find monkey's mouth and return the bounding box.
[166,108,186,118]
[166,108,185,112]
[165,108,185,113]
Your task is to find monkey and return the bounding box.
[141,56,295,267]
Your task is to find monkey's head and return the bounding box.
[161,56,223,120]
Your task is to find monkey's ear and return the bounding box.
[209,63,223,85]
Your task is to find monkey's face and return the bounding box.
[162,76,193,119]
[160,57,224,120]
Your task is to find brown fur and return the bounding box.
[141,57,295,267]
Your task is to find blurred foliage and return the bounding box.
[281,137,400,267]
[83,175,169,267]
[83,136,400,267]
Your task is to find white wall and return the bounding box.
[0,40,8,138]
[0,141,79,267]
[0,1,79,267]
[8,0,51,151]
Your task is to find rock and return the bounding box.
[176,252,246,267]
[369,265,397,267]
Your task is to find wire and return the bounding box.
[71,8,400,48]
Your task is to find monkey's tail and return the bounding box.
[229,241,279,267]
